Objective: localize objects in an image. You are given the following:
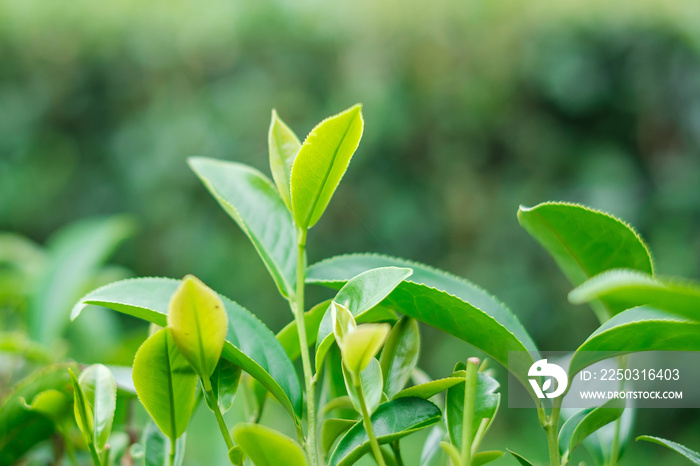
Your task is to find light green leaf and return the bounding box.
[269,109,301,210]
[134,422,186,466]
[558,409,590,457]
[393,375,463,400]
[518,202,653,319]
[637,435,700,465]
[329,397,441,466]
[569,306,700,377]
[189,157,296,299]
[308,254,538,391]
[290,104,364,229]
[277,300,331,361]
[133,328,197,441]
[439,441,462,466]
[581,405,634,465]
[168,275,228,380]
[340,324,390,376]
[208,359,241,413]
[508,449,535,466]
[70,368,94,445]
[72,277,302,419]
[0,363,76,464]
[315,266,412,374]
[569,269,700,321]
[20,389,71,426]
[78,364,117,450]
[322,418,358,455]
[30,215,134,344]
[473,451,505,466]
[232,423,307,466]
[445,373,500,448]
[343,358,383,415]
[565,398,625,459]
[380,317,420,399]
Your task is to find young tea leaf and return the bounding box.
[20,389,71,427]
[277,300,331,361]
[342,358,383,415]
[168,275,228,380]
[329,397,441,466]
[189,158,297,299]
[392,375,463,400]
[78,364,117,450]
[473,450,505,466]
[72,277,302,419]
[508,449,535,466]
[445,372,500,449]
[339,323,390,376]
[208,359,241,413]
[380,317,420,399]
[290,104,364,230]
[322,419,358,455]
[269,109,301,211]
[636,436,700,465]
[567,398,626,458]
[136,421,187,466]
[132,329,197,442]
[569,269,700,321]
[232,423,307,466]
[69,369,94,445]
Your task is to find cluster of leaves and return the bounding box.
[3,105,700,466]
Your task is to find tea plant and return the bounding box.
[7,105,700,465]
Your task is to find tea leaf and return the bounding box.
[380,317,420,398]
[473,450,505,466]
[78,364,117,450]
[563,398,625,458]
[208,359,241,413]
[72,277,303,419]
[232,423,307,466]
[69,369,94,445]
[569,306,700,376]
[340,324,390,376]
[314,266,412,373]
[569,269,700,321]
[322,419,357,455]
[508,449,535,466]
[290,104,363,229]
[343,358,383,415]
[445,372,500,448]
[168,275,228,380]
[133,329,197,441]
[392,375,463,400]
[189,157,297,299]
[307,254,538,390]
[135,421,186,466]
[277,300,331,361]
[30,215,134,344]
[636,436,700,465]
[518,202,653,318]
[269,109,301,210]
[439,441,462,466]
[580,405,635,465]
[0,363,76,464]
[329,397,441,466]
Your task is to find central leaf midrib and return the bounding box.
[303,117,356,226]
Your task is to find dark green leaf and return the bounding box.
[445,373,500,448]
[133,421,186,466]
[380,317,420,399]
[569,269,700,321]
[329,397,441,466]
[518,202,653,319]
[637,436,700,465]
[569,306,700,376]
[208,359,241,413]
[308,254,538,393]
[232,423,307,466]
[322,418,358,455]
[290,104,363,230]
[277,300,331,361]
[72,277,303,419]
[189,157,297,298]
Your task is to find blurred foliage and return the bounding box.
[1,0,699,463]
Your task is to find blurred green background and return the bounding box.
[1,0,699,464]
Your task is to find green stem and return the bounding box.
[202,377,234,452]
[391,441,405,466]
[461,358,479,466]
[355,378,386,466]
[295,228,318,466]
[169,441,175,466]
[87,440,102,466]
[544,397,563,466]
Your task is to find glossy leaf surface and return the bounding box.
[189,157,297,298]
[72,277,302,418]
[269,109,301,210]
[343,358,383,415]
[393,375,463,400]
[380,317,420,399]
[566,398,625,457]
[569,269,700,321]
[308,254,538,388]
[78,364,117,449]
[208,359,241,413]
[133,329,196,440]
[329,397,441,466]
[232,423,307,466]
[290,104,363,229]
[637,435,700,465]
